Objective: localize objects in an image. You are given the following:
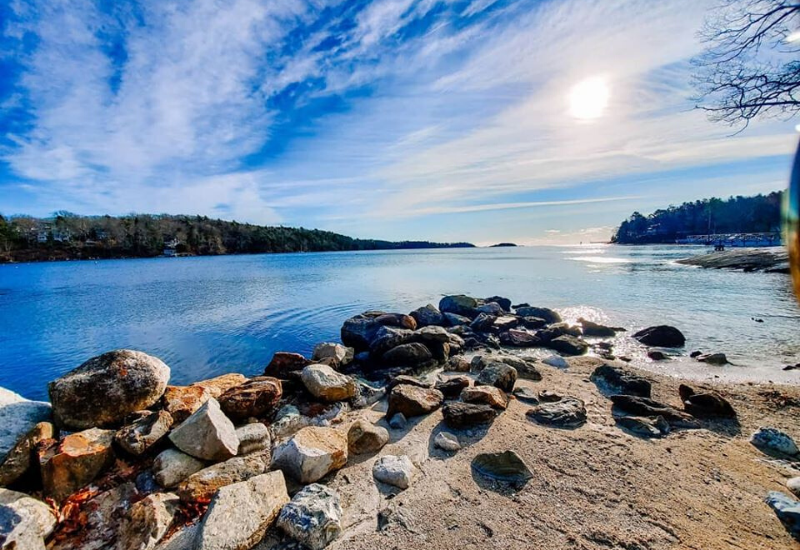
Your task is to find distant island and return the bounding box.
[0,213,474,263]
[490,242,518,247]
[612,191,782,245]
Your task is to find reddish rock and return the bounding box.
[386,385,444,418]
[161,385,212,423]
[39,428,116,502]
[264,352,311,379]
[218,377,282,421]
[461,386,508,410]
[191,374,248,399]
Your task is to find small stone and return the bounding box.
[177,451,271,503]
[191,373,248,399]
[764,491,800,537]
[0,420,54,487]
[526,398,587,428]
[263,352,310,379]
[271,427,348,483]
[542,355,568,369]
[39,427,115,502]
[388,413,407,430]
[471,451,532,482]
[235,423,271,456]
[647,350,668,361]
[347,420,389,455]
[434,432,461,451]
[461,386,508,410]
[368,326,415,358]
[115,410,174,456]
[373,455,415,489]
[153,449,206,489]
[197,471,289,550]
[476,362,517,392]
[387,385,444,418]
[788,477,800,498]
[441,402,496,429]
[615,416,668,438]
[0,489,56,550]
[750,427,800,457]
[512,387,539,404]
[217,377,282,421]
[696,353,729,365]
[493,316,519,331]
[444,356,471,372]
[538,390,561,402]
[168,398,239,461]
[435,376,471,398]
[276,484,342,550]
[118,492,179,550]
[312,343,352,368]
[301,365,357,402]
[161,385,212,424]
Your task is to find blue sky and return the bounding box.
[0,0,797,245]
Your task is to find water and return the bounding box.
[1,245,798,400]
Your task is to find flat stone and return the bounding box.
[615,416,669,438]
[441,402,496,429]
[476,362,517,392]
[168,398,239,461]
[118,492,179,550]
[386,375,431,391]
[0,489,56,550]
[750,427,800,457]
[153,449,206,489]
[39,427,116,502]
[276,484,342,550]
[301,365,357,402]
[236,423,271,456]
[591,365,652,397]
[526,398,587,428]
[0,420,54,487]
[311,343,352,368]
[177,451,270,503]
[48,350,170,429]
[271,427,348,483]
[538,390,562,402]
[461,386,508,410]
[373,455,415,489]
[609,395,700,428]
[512,387,539,404]
[347,420,389,455]
[191,374,248,399]
[471,451,532,482]
[435,376,471,398]
[197,471,289,550]
[434,432,461,451]
[263,352,310,379]
[696,352,729,365]
[542,355,568,368]
[493,316,519,331]
[218,377,282,421]
[115,410,174,456]
[387,385,444,418]
[161,385,212,424]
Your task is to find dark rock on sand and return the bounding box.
[633,325,686,347]
[476,363,517,392]
[647,350,668,361]
[615,415,670,438]
[609,395,699,428]
[526,398,587,428]
[546,335,589,356]
[512,387,539,405]
[679,384,736,418]
[590,364,652,397]
[435,376,471,398]
[578,317,622,337]
[514,306,561,324]
[471,451,533,483]
[442,402,497,429]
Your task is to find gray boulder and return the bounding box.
[276,484,342,550]
[0,387,52,485]
[168,398,239,462]
[48,349,169,430]
[177,451,270,503]
[410,304,445,327]
[153,449,206,489]
[750,427,799,457]
[235,423,271,456]
[311,343,352,368]
[373,455,415,489]
[115,410,174,456]
[439,295,478,317]
[0,416,53,488]
[271,427,348,483]
[301,365,357,402]
[526,398,587,428]
[0,489,56,550]
[118,492,179,550]
[476,362,517,392]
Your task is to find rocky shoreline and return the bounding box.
[677,248,789,273]
[1,295,799,549]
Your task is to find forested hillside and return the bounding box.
[612,192,783,244]
[0,213,473,262]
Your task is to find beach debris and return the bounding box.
[476,363,517,392]
[177,451,270,503]
[277,483,342,550]
[168,398,239,462]
[153,448,206,489]
[115,410,174,456]
[271,427,347,483]
[387,385,444,418]
[39,427,115,502]
[750,427,800,457]
[434,431,461,452]
[347,420,389,455]
[461,386,508,410]
[591,365,652,397]
[373,455,415,489]
[633,325,686,347]
[526,398,587,428]
[441,402,497,429]
[471,451,532,483]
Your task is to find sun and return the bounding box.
[569,77,610,120]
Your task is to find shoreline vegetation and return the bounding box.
[0,213,474,264]
[2,295,799,549]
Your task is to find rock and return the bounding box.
[0,489,56,549]
[300,365,357,403]
[154,524,198,550]
[493,316,519,331]
[439,295,479,317]
[374,313,417,330]
[410,304,446,327]
[485,296,512,311]
[538,323,582,342]
[161,385,212,424]
[461,386,508,410]
[526,398,587,428]
[53,481,137,550]
[435,376,471,398]
[39,427,115,502]
[538,390,561,402]
[177,451,270,503]
[764,491,800,537]
[499,329,540,347]
[414,325,452,343]
[678,384,736,418]
[191,374,248,399]
[633,325,685,347]
[445,356,471,372]
[476,302,505,316]
[434,431,461,452]
[542,355,568,368]
[614,416,669,438]
[788,477,800,498]
[441,402,496,429]
[115,410,174,456]
[217,377,282,421]
[263,352,311,379]
[609,395,699,428]
[350,382,386,409]
[118,492,179,550]
[271,427,348,483]
[546,335,589,356]
[235,423,271,455]
[750,427,800,457]
[647,350,668,361]
[197,471,289,550]
[689,350,703,358]
[512,387,539,404]
[269,405,309,440]
[476,362,517,392]
[386,375,431,391]
[276,483,342,550]
[347,420,389,454]
[341,313,383,350]
[514,306,561,324]
[388,413,407,430]
[493,355,542,381]
[443,312,471,326]
[368,326,415,358]
[153,449,206,489]
[48,350,170,430]
[168,398,239,461]
[578,318,621,337]
[471,451,532,482]
[0,420,54,487]
[387,385,444,418]
[312,342,352,368]
[373,455,415,489]
[696,353,729,365]
[590,365,652,397]
[520,316,547,329]
[382,342,434,366]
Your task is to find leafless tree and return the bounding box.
[693,0,800,127]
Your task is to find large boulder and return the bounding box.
[0,489,56,550]
[633,325,686,347]
[369,326,416,358]
[514,306,561,324]
[311,343,352,369]
[197,471,289,550]
[276,484,342,550]
[191,374,248,399]
[578,318,622,337]
[441,402,497,429]
[609,395,699,428]
[476,362,517,392]
[153,449,206,489]
[271,427,348,483]
[382,343,434,366]
[161,385,212,424]
[410,304,445,327]
[439,295,479,318]
[0,387,53,486]
[546,335,589,356]
[39,428,116,502]
[526,398,587,428]
[387,385,444,418]
[49,350,170,429]
[177,451,271,503]
[590,365,651,397]
[373,455,415,489]
[263,352,311,379]
[115,410,174,456]
[168,398,239,462]
[118,492,179,550]
[218,377,282,421]
[341,312,384,351]
[347,420,389,455]
[300,365,357,402]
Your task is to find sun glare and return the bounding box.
[569,77,610,120]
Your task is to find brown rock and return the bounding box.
[39,428,116,502]
[115,410,174,456]
[118,492,179,550]
[441,402,497,429]
[461,386,508,410]
[191,374,248,399]
[161,385,212,423]
[177,451,271,503]
[387,385,444,418]
[435,376,471,398]
[264,352,311,379]
[347,420,389,455]
[0,421,54,487]
[218,377,282,421]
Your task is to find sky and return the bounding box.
[0,0,797,245]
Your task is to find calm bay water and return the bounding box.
[1,244,798,400]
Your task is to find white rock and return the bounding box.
[118,492,179,550]
[168,398,239,461]
[434,432,461,452]
[311,343,351,368]
[153,449,206,489]
[271,427,348,483]
[750,427,799,456]
[372,455,415,489]
[197,471,289,550]
[787,476,800,498]
[154,524,198,550]
[0,488,56,550]
[542,355,568,369]
[300,365,357,402]
[0,387,51,464]
[236,423,271,455]
[276,484,342,550]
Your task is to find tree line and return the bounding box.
[612,191,783,244]
[0,213,474,263]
